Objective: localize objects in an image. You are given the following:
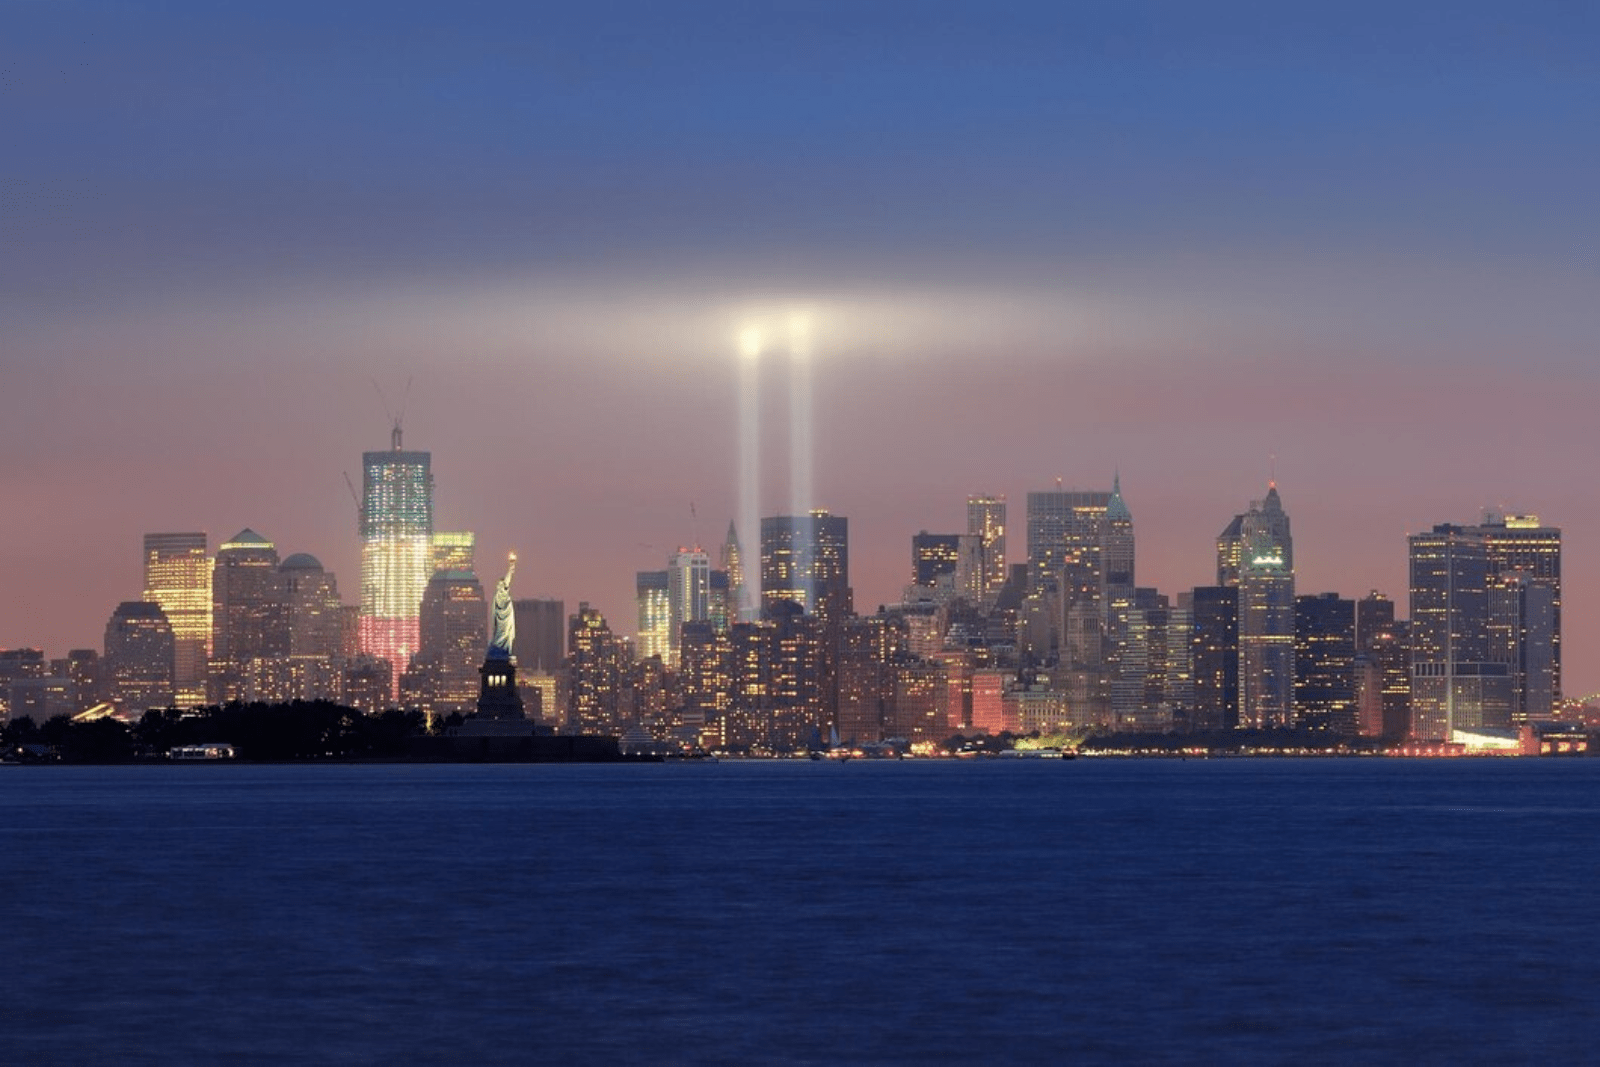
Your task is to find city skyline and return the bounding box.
[1,445,1589,698]
[5,3,1598,696]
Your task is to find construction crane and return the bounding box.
[343,471,363,532]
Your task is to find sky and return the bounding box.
[4,2,1600,694]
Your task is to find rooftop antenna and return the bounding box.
[1269,454,1277,489]
[690,501,701,551]
[372,376,413,450]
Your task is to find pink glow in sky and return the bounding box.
[4,3,1599,696]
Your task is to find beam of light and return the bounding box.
[736,327,762,621]
[787,312,813,519]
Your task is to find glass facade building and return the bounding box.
[142,532,212,707]
[359,432,434,684]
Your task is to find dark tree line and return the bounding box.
[2,701,425,762]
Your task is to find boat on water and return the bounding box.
[168,743,236,760]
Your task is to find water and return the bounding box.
[5,758,1598,1064]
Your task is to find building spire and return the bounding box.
[1107,470,1131,522]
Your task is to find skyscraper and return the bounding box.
[359,426,433,682]
[760,510,851,622]
[277,553,343,703]
[721,521,753,623]
[404,566,487,717]
[568,603,628,734]
[1476,513,1561,712]
[1189,586,1239,731]
[512,598,565,673]
[431,531,475,574]
[1408,524,1511,740]
[1356,591,1410,738]
[1488,572,1555,724]
[966,494,1006,606]
[1233,484,1295,729]
[210,528,285,703]
[1294,593,1355,733]
[635,569,671,662]
[142,532,212,707]
[103,601,176,715]
[280,554,342,658]
[1024,480,1129,725]
[667,546,711,663]
[1025,488,1112,595]
[910,532,961,589]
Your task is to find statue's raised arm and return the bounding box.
[488,553,517,659]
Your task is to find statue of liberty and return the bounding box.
[488,553,517,660]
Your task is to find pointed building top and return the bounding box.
[221,528,273,550]
[1106,472,1132,522]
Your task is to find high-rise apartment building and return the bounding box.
[142,532,212,707]
[760,511,851,622]
[568,603,629,734]
[667,547,711,664]
[679,619,733,730]
[359,427,434,683]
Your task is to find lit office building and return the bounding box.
[431,531,475,574]
[143,532,212,707]
[1189,586,1239,731]
[721,521,753,623]
[635,570,671,663]
[210,528,285,703]
[280,554,342,659]
[1294,593,1356,733]
[1231,484,1295,729]
[103,601,176,716]
[667,547,711,664]
[966,494,1007,607]
[403,567,487,717]
[569,603,628,735]
[1356,591,1411,738]
[1408,524,1511,740]
[1025,488,1112,595]
[1477,513,1562,714]
[359,428,434,684]
[760,511,851,622]
[1488,571,1556,725]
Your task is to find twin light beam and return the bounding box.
[736,313,816,622]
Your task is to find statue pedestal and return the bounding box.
[475,653,526,721]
